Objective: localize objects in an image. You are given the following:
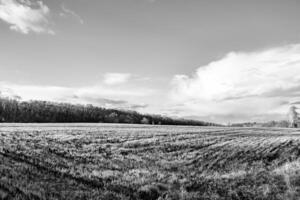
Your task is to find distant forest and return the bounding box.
[230,121,290,128]
[0,97,217,126]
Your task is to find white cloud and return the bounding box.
[61,4,83,24]
[0,83,70,101]
[170,44,300,123]
[0,0,54,34]
[103,73,132,85]
[0,81,154,110]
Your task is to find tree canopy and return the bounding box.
[0,97,217,126]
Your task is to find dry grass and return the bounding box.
[1,124,300,199]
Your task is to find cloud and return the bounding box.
[128,103,148,109]
[79,97,128,105]
[0,0,53,34]
[0,86,21,100]
[145,0,157,3]
[0,83,70,100]
[61,4,83,24]
[170,44,300,123]
[70,96,148,110]
[0,81,152,111]
[103,73,132,85]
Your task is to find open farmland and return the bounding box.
[1,124,300,199]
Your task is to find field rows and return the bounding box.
[1,124,300,199]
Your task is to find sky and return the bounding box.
[1,0,300,123]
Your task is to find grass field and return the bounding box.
[1,124,300,200]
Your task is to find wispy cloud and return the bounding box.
[76,96,148,110]
[103,73,132,86]
[0,81,153,111]
[170,44,300,123]
[0,0,54,34]
[145,0,157,3]
[61,3,83,24]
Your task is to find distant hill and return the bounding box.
[0,97,218,126]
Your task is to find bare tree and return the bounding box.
[288,106,299,128]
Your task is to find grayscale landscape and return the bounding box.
[1,0,300,199]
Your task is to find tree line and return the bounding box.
[229,120,290,128]
[0,97,217,126]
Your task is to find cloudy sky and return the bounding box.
[1,0,300,123]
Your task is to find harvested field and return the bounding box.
[1,123,300,199]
